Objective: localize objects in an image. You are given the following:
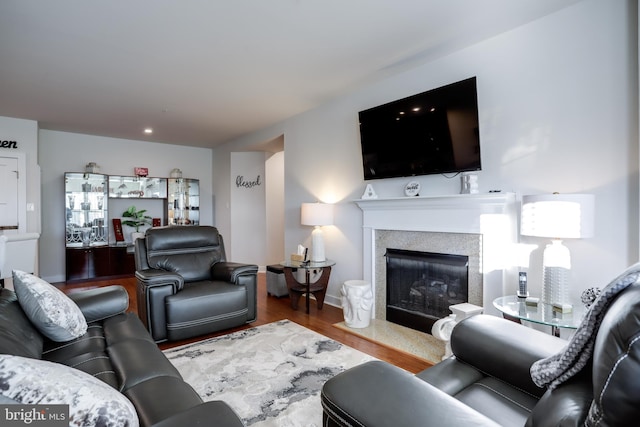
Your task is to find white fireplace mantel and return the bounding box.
[355,193,516,234]
[355,192,518,316]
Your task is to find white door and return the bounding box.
[0,157,19,228]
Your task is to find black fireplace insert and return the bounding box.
[386,248,469,334]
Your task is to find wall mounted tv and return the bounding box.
[358,77,481,180]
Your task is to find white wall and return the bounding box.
[0,116,41,234]
[266,151,285,265]
[230,152,267,265]
[38,129,214,283]
[214,0,639,306]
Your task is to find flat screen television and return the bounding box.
[358,77,481,180]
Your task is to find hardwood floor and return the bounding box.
[57,273,432,374]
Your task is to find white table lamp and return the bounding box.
[301,202,333,262]
[521,193,594,305]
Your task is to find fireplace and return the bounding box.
[355,193,517,319]
[386,248,469,334]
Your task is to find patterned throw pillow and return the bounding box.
[0,355,139,427]
[12,270,88,341]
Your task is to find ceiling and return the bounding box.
[0,0,582,149]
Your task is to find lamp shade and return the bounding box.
[301,203,333,227]
[521,193,595,239]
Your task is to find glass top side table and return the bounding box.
[493,295,585,337]
[281,259,336,314]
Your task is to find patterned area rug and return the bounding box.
[163,320,376,426]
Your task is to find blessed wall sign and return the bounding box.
[236,175,262,189]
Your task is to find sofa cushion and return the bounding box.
[0,288,43,358]
[13,270,87,341]
[0,354,139,427]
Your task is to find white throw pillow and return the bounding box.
[12,270,88,341]
[0,355,139,427]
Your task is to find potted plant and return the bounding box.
[122,205,152,241]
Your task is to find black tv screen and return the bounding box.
[358,77,481,180]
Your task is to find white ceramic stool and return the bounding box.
[341,280,373,328]
[432,303,483,360]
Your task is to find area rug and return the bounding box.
[163,320,376,426]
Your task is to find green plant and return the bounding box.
[122,205,152,232]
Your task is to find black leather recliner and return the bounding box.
[322,280,640,426]
[134,226,258,343]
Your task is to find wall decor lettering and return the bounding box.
[0,140,18,149]
[236,175,262,189]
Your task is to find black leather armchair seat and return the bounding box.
[135,226,258,342]
[322,279,640,426]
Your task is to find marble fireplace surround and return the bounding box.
[376,230,482,320]
[355,193,517,318]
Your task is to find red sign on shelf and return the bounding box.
[134,167,148,177]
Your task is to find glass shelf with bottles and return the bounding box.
[65,172,109,247]
[168,178,199,226]
[108,176,168,199]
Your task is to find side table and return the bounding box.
[493,295,584,337]
[281,259,336,314]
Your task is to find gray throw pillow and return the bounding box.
[12,270,87,341]
[0,354,139,427]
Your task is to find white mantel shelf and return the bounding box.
[355,192,516,211]
[355,192,516,235]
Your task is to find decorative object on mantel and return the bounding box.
[134,167,148,177]
[84,162,100,173]
[460,172,479,194]
[301,202,333,262]
[404,180,420,197]
[121,205,152,241]
[361,183,377,199]
[521,193,595,307]
[169,168,182,178]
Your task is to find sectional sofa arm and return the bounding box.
[450,314,567,397]
[135,269,184,292]
[151,401,244,427]
[212,262,259,283]
[67,285,129,323]
[321,360,500,427]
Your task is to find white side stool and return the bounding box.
[341,280,373,328]
[432,302,483,360]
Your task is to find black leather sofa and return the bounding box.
[0,285,244,427]
[322,280,640,426]
[134,226,258,343]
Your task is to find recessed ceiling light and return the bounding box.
[144,128,153,134]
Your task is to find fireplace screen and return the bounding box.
[386,248,468,334]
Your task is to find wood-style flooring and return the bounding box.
[57,273,432,374]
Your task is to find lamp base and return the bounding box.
[310,226,325,262]
[542,240,571,305]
